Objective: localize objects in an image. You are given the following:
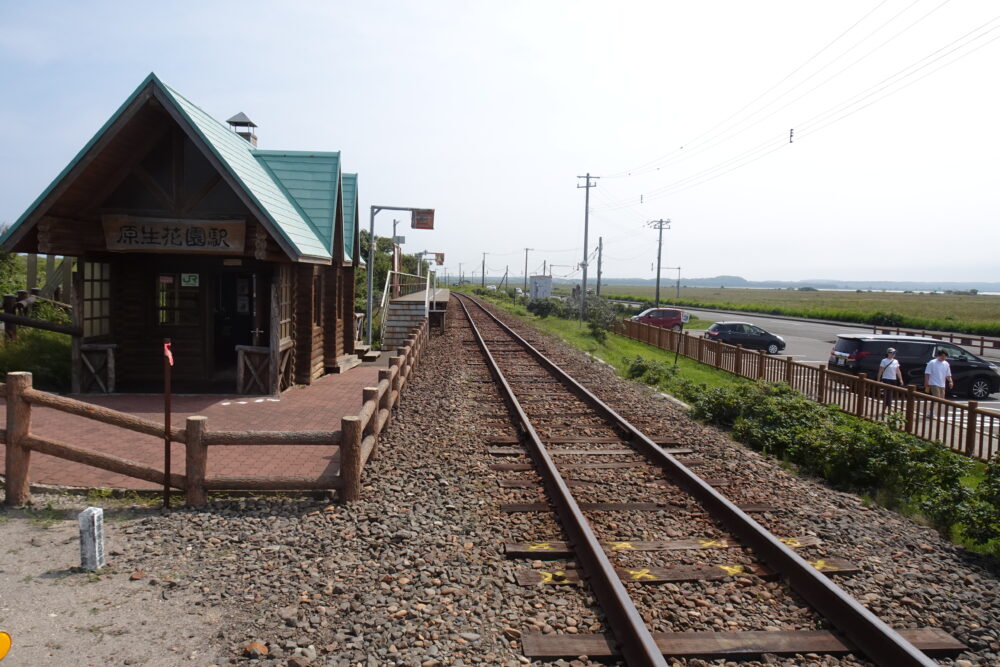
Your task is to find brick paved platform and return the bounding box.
[0,362,386,491]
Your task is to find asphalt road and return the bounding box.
[681,308,1000,405]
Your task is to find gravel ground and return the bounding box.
[1,297,998,666]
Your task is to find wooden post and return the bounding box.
[363,386,379,459]
[965,401,979,457]
[3,294,16,341]
[855,373,867,417]
[184,416,208,506]
[340,415,363,502]
[5,372,33,506]
[713,342,722,369]
[269,283,280,395]
[390,356,403,406]
[71,271,83,394]
[784,357,794,387]
[904,385,916,433]
[735,345,743,378]
[26,254,37,290]
[697,337,704,362]
[817,365,827,404]
[756,350,766,380]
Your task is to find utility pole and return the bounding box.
[542,260,546,276]
[523,247,532,293]
[577,173,599,322]
[676,266,681,299]
[458,262,463,285]
[596,236,603,297]
[647,219,671,307]
[481,252,486,288]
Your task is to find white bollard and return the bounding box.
[79,507,105,571]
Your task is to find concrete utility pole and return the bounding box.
[596,236,603,297]
[523,247,532,293]
[647,219,671,307]
[481,252,486,288]
[577,173,599,322]
[458,262,463,285]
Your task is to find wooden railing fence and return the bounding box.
[3,319,429,507]
[617,320,1000,460]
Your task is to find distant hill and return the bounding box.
[589,276,1000,292]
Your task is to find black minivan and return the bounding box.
[829,334,1000,399]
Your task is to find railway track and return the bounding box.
[455,293,964,666]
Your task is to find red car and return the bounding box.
[630,307,688,330]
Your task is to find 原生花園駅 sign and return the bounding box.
[102,215,246,254]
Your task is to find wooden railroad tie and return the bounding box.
[502,535,823,557]
[502,502,776,513]
[514,557,860,586]
[486,436,684,445]
[520,628,965,659]
[487,447,694,456]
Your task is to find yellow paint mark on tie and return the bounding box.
[698,538,725,548]
[0,631,10,661]
[717,565,744,576]
[539,570,567,583]
[781,537,802,547]
[810,560,834,571]
[607,541,635,551]
[626,569,655,581]
[527,542,553,551]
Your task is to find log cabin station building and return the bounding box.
[1,73,363,395]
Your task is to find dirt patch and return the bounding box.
[0,495,228,666]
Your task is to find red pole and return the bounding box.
[163,338,172,509]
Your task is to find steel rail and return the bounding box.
[455,295,667,666]
[460,294,937,667]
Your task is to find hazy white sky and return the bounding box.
[1,1,997,282]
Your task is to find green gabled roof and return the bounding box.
[342,173,358,262]
[255,151,340,254]
[2,73,345,263]
[160,81,332,260]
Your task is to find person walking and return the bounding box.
[924,349,954,418]
[876,347,904,412]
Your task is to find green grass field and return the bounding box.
[597,285,1000,335]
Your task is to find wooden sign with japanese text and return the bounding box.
[102,216,246,254]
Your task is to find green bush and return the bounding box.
[526,298,564,319]
[681,379,999,546]
[0,329,72,392]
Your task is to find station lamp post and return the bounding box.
[367,206,435,346]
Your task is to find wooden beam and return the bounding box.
[24,434,185,489]
[133,164,175,212]
[0,313,81,337]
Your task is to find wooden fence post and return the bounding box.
[784,357,794,386]
[714,342,722,369]
[3,294,17,341]
[756,350,766,380]
[5,372,33,506]
[363,386,380,459]
[735,345,743,377]
[184,416,208,507]
[390,356,403,407]
[904,385,916,433]
[340,415,363,502]
[697,337,704,362]
[855,373,867,417]
[817,365,827,403]
[965,401,979,457]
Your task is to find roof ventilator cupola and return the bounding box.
[226,112,257,146]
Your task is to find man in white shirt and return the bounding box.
[924,349,953,417]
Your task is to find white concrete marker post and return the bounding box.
[79,507,105,571]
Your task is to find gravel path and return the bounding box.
[2,298,998,666]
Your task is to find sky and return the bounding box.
[0,1,997,284]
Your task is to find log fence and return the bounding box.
[3,319,429,507]
[618,319,1000,460]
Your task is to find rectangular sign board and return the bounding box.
[411,209,435,230]
[103,215,246,254]
[435,253,445,265]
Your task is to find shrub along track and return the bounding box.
[455,293,967,666]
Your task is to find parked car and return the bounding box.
[630,307,689,330]
[828,334,999,399]
[705,321,786,354]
